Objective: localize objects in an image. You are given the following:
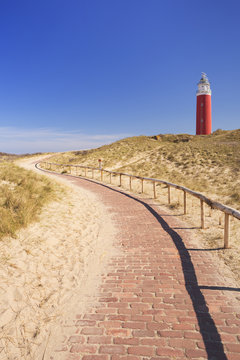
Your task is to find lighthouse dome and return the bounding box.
[198,72,210,85]
[196,73,211,96]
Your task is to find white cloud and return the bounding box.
[0,127,130,154]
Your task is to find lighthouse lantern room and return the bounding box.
[196,73,212,135]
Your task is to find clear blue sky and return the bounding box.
[0,0,240,153]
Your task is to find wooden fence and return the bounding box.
[37,161,240,249]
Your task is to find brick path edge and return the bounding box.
[38,170,240,360]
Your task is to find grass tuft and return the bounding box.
[0,162,56,240]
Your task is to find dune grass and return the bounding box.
[49,129,240,210]
[0,162,56,240]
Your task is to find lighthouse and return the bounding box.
[196,73,212,135]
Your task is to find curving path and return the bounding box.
[39,169,240,360]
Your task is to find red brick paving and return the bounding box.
[42,172,240,360]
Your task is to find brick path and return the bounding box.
[46,173,240,360]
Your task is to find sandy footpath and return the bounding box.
[0,157,118,360]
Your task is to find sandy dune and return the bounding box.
[0,158,118,359]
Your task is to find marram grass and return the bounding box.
[0,162,56,240]
[49,129,240,210]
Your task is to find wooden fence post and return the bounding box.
[101,170,103,182]
[219,215,222,226]
[92,169,94,179]
[168,185,171,204]
[183,191,187,215]
[129,176,132,191]
[153,181,156,199]
[120,174,122,187]
[110,173,112,184]
[141,179,144,193]
[224,213,230,249]
[201,200,205,229]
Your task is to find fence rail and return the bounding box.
[37,161,240,249]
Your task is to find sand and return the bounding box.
[0,157,118,360]
[1,156,239,359]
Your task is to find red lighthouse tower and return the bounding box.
[196,73,212,135]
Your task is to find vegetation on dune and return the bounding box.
[0,152,45,163]
[50,136,160,169]
[49,129,240,210]
[0,152,20,162]
[0,162,56,240]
